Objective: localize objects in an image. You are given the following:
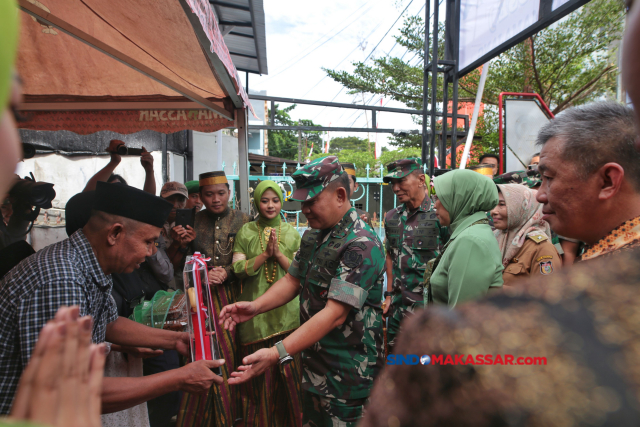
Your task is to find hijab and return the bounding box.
[253,180,283,227]
[433,169,499,233]
[494,184,551,267]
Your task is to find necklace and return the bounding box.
[258,222,282,283]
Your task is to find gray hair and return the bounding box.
[536,102,640,188]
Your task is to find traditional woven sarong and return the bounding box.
[177,282,239,427]
[239,332,302,427]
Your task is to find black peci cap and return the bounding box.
[65,191,96,236]
[94,182,172,228]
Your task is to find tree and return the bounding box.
[309,146,423,177]
[267,104,324,160]
[325,0,625,157]
[309,150,376,176]
[328,136,370,153]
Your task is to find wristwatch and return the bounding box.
[384,291,393,298]
[275,340,293,366]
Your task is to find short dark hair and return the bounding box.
[536,102,640,189]
[108,174,128,186]
[326,172,351,199]
[348,174,357,185]
[478,153,499,164]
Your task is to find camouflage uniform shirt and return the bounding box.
[384,196,442,307]
[288,208,385,400]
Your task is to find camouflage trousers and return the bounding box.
[302,392,367,427]
[387,293,424,352]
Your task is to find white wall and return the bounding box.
[15,151,168,207]
[192,131,239,176]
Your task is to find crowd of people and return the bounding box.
[1,1,640,427]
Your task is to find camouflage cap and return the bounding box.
[290,156,345,202]
[493,169,541,188]
[383,157,423,183]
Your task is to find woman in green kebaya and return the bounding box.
[231,180,302,426]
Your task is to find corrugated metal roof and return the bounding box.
[210,0,268,75]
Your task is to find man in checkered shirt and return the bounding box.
[0,182,223,414]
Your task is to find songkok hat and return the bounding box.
[94,182,172,228]
[184,180,200,194]
[383,158,422,183]
[160,181,188,199]
[290,156,344,202]
[65,191,95,237]
[340,162,357,177]
[199,171,228,186]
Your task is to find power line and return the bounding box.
[312,0,417,121]
[363,0,415,62]
[256,3,374,85]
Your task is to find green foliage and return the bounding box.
[308,150,377,176]
[328,136,371,153]
[308,147,424,177]
[325,0,624,154]
[267,104,324,160]
[378,147,422,168]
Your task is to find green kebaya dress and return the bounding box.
[231,180,303,427]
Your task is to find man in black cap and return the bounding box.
[0,182,224,415]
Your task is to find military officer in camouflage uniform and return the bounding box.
[493,169,541,189]
[383,158,443,352]
[220,156,385,427]
[341,162,372,226]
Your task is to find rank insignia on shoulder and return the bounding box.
[539,260,553,275]
[528,234,548,243]
[536,255,553,262]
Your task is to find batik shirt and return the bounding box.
[384,197,443,305]
[288,208,385,400]
[581,216,640,261]
[0,230,117,414]
[191,207,251,282]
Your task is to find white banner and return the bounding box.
[459,0,539,71]
[552,0,572,10]
[504,99,550,172]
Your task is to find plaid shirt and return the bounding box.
[0,230,117,414]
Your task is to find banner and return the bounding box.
[460,0,539,72]
[18,109,235,135]
[504,99,550,171]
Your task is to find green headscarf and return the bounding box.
[0,0,19,108]
[253,180,283,227]
[433,169,498,233]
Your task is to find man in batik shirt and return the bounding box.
[534,102,640,262]
[178,171,251,427]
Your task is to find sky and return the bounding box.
[245,0,445,152]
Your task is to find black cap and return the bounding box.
[65,191,96,237]
[95,182,172,228]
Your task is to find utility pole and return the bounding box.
[298,130,302,162]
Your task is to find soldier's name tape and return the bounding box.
[387,354,547,366]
